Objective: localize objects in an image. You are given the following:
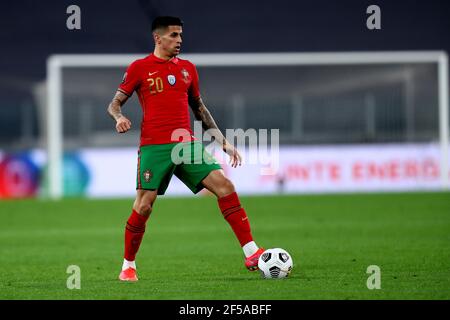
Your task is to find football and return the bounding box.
[258,248,293,279]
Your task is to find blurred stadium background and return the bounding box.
[1,0,449,198]
[0,0,449,300]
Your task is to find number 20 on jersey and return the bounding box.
[147,76,163,94]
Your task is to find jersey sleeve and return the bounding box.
[118,61,140,96]
[188,63,201,99]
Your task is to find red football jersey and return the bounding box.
[118,54,200,146]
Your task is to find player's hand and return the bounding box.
[116,116,131,133]
[223,142,242,168]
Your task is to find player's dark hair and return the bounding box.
[151,16,184,32]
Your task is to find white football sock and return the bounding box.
[243,241,259,258]
[122,259,136,271]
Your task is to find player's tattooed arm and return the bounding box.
[189,96,222,138]
[189,96,242,167]
[107,90,132,133]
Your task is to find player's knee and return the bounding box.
[135,202,153,216]
[217,178,235,197]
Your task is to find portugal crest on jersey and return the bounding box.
[167,74,176,86]
[143,169,152,183]
[181,68,190,83]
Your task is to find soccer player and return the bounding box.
[107,16,263,281]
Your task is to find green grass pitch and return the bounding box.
[0,192,449,300]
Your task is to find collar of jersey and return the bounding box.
[148,53,179,64]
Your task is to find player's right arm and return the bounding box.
[107,61,141,133]
[107,90,132,133]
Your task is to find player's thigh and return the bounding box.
[201,169,235,198]
[174,141,222,194]
[137,144,176,194]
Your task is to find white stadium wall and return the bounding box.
[68,143,450,196]
[1,144,447,199]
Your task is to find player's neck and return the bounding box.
[153,49,175,61]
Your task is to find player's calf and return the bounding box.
[217,191,263,270]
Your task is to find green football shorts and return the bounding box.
[136,141,222,195]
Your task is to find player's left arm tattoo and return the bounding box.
[189,96,242,167]
[189,96,227,148]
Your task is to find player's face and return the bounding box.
[158,25,183,57]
